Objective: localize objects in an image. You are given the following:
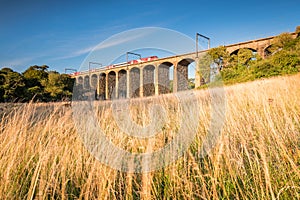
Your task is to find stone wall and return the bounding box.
[177,64,188,92]
[143,66,155,97]
[108,72,116,99]
[130,68,140,98]
[158,64,171,94]
[98,74,106,100]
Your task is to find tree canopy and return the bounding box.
[207,46,229,70]
[0,66,74,102]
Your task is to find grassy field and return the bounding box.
[0,73,299,199]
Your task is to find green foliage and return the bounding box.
[295,39,300,55]
[23,65,49,101]
[272,50,300,69]
[296,26,300,37]
[0,67,13,74]
[251,60,280,78]
[274,33,294,47]
[207,46,229,68]
[23,65,49,84]
[237,48,255,66]
[269,33,294,54]
[286,36,300,54]
[227,48,256,68]
[44,71,73,100]
[217,32,300,85]
[0,65,74,102]
[198,53,213,84]
[0,68,26,102]
[188,78,195,89]
[221,64,253,84]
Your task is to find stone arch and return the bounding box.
[108,71,116,100]
[118,69,127,99]
[83,75,90,89]
[158,62,174,94]
[143,65,155,97]
[264,44,277,58]
[177,58,195,91]
[99,73,106,100]
[77,76,83,85]
[76,76,84,96]
[230,48,258,66]
[129,67,140,98]
[230,47,257,56]
[91,74,98,89]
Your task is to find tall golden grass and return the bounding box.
[0,73,299,199]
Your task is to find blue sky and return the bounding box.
[0,0,299,73]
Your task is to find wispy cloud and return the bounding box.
[1,57,34,67]
[53,30,149,61]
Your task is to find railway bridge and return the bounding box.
[73,31,297,100]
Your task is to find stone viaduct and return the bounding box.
[76,52,199,100]
[74,31,297,100]
[226,32,297,58]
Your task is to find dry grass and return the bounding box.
[0,73,299,199]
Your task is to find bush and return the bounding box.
[216,32,300,86]
[251,61,279,78]
[220,64,253,84]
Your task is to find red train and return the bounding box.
[106,56,158,69]
[70,56,158,75]
[68,71,81,76]
[128,56,158,64]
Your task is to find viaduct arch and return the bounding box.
[74,31,298,99]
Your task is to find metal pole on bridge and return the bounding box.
[196,33,210,88]
[126,52,142,67]
[126,52,142,98]
[196,33,210,58]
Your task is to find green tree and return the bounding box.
[270,33,294,53]
[0,66,75,102]
[188,78,195,89]
[44,72,62,98]
[295,39,300,55]
[0,68,26,102]
[271,50,300,73]
[22,65,49,101]
[198,53,213,84]
[0,72,5,102]
[23,65,48,85]
[0,67,13,74]
[207,46,229,70]
[251,50,300,79]
[60,74,75,95]
[44,71,74,101]
[237,48,255,66]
